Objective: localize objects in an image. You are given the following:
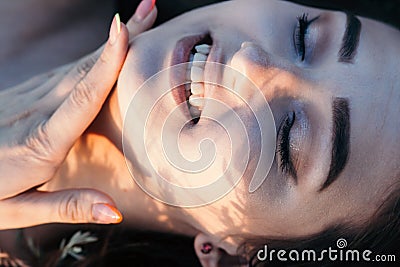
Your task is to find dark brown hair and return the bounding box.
[36,183,399,266]
[241,183,400,266]
[116,0,400,29]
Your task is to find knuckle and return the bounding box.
[76,55,97,79]
[59,192,86,222]
[99,50,110,65]
[24,121,59,166]
[69,78,98,107]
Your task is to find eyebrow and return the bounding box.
[319,98,350,191]
[338,13,362,63]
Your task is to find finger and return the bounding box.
[55,0,157,96]
[68,0,158,82]
[0,189,122,230]
[44,15,129,156]
[127,0,158,37]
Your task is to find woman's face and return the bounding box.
[117,0,400,243]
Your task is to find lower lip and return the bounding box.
[170,34,208,114]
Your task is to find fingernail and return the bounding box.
[135,0,156,21]
[92,203,123,223]
[109,13,121,45]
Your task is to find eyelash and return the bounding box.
[294,13,311,61]
[277,111,297,178]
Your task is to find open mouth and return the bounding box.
[185,35,212,123]
[170,33,214,124]
[184,35,213,123]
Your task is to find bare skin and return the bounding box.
[1,1,399,266]
[0,0,158,261]
[41,0,400,263]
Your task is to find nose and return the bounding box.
[229,41,296,105]
[230,42,275,83]
[225,42,278,193]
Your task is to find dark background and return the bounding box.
[116,0,400,29]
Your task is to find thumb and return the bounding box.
[0,189,122,230]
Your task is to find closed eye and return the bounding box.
[294,13,319,61]
[277,111,297,180]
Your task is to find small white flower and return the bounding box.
[59,231,98,261]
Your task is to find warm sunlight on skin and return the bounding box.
[42,0,400,255]
[43,134,133,192]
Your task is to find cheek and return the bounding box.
[118,35,168,116]
[117,53,142,118]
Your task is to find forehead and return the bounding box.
[316,16,400,217]
[333,17,400,142]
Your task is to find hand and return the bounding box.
[0,0,157,230]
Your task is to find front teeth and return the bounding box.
[188,95,205,107]
[192,53,208,65]
[190,66,204,82]
[195,44,211,54]
[190,82,203,95]
[187,44,211,113]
